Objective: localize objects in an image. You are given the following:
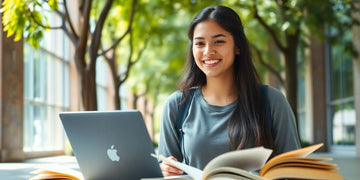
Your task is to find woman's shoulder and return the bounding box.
[165,87,200,105]
[266,86,285,97]
[264,86,294,116]
[167,87,200,100]
[265,86,290,105]
[165,91,182,104]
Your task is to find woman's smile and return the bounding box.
[202,58,222,66]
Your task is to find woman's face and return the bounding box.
[192,20,239,79]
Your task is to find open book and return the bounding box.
[29,165,84,180]
[146,143,343,180]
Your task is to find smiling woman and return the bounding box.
[157,5,300,177]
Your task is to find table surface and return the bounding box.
[0,156,79,180]
[0,153,359,180]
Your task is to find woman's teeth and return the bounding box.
[204,60,220,65]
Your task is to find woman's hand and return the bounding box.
[159,156,184,177]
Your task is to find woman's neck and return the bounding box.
[202,76,238,106]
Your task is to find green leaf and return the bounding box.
[281,21,290,32]
[48,0,58,10]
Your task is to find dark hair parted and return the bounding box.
[178,6,275,152]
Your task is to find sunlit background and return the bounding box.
[0,0,359,162]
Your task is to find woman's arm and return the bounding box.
[267,86,301,154]
[157,91,185,176]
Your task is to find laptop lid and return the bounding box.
[59,110,163,180]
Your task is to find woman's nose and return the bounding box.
[203,44,216,56]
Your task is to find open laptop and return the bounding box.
[59,110,163,180]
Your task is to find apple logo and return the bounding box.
[107,145,120,162]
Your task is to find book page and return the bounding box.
[260,157,336,175]
[203,167,266,180]
[259,143,323,176]
[151,154,203,180]
[141,174,192,180]
[206,173,257,180]
[30,164,84,180]
[261,166,343,180]
[202,147,272,175]
[30,173,81,180]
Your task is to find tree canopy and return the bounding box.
[1,0,357,127]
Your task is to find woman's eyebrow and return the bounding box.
[212,34,226,38]
[194,36,204,40]
[194,34,226,40]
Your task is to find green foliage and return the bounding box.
[2,0,356,122]
[1,0,57,48]
[47,0,58,10]
[127,0,191,101]
[2,0,28,41]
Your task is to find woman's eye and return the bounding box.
[215,40,225,45]
[194,42,205,46]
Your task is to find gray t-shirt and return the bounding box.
[158,86,300,169]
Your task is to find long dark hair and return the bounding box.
[178,6,275,152]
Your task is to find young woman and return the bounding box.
[157,5,300,177]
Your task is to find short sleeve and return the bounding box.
[267,86,301,154]
[157,91,184,162]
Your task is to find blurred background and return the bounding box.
[0,0,359,162]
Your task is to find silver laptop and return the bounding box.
[59,110,163,180]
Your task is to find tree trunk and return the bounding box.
[284,51,298,118]
[80,67,98,110]
[74,41,98,111]
[283,31,300,130]
[108,57,121,110]
[113,84,121,110]
[133,94,138,109]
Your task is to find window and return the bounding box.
[297,56,306,141]
[327,29,355,146]
[23,28,70,152]
[96,58,108,111]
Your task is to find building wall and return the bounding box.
[352,1,360,157]
[309,37,328,151]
